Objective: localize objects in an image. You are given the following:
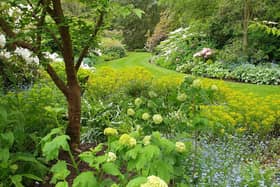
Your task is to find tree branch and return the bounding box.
[75,11,105,71]
[46,63,69,96]
[50,0,77,87]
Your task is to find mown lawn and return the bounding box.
[96,52,280,97]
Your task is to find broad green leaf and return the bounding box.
[79,151,95,166]
[0,132,14,148]
[41,128,64,144]
[126,177,147,187]
[0,148,10,163]
[10,175,24,187]
[102,162,122,177]
[0,107,7,124]
[125,144,142,160]
[56,181,69,187]
[42,135,70,161]
[72,172,98,187]
[152,160,173,182]
[50,161,70,184]
[132,8,145,18]
[13,153,48,173]
[135,145,160,171]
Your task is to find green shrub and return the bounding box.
[100,37,127,61]
[102,46,126,61]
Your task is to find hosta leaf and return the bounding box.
[73,172,98,187]
[50,161,70,184]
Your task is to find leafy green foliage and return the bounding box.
[113,0,160,49]
[72,172,98,187]
[42,135,70,161]
[50,161,70,184]
[126,177,147,187]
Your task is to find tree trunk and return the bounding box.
[66,84,81,149]
[243,0,250,57]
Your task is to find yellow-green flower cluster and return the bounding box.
[200,79,280,135]
[141,176,168,187]
[104,127,118,136]
[87,67,153,97]
[119,134,137,147]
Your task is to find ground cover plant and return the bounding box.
[152,27,280,85]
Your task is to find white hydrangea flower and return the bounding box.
[134,98,142,107]
[177,93,187,102]
[127,108,135,116]
[211,84,219,91]
[107,152,117,162]
[175,142,186,153]
[142,113,150,120]
[0,34,6,48]
[148,91,158,98]
[153,114,163,124]
[141,176,168,187]
[143,136,151,146]
[192,79,202,88]
[129,137,137,147]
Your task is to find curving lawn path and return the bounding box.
[96,52,280,97]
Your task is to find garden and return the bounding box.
[0,0,280,187]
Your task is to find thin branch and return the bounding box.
[45,27,63,51]
[0,17,34,51]
[47,63,69,96]
[75,11,105,71]
[35,9,47,51]
[0,14,69,96]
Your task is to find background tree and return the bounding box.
[113,0,160,50]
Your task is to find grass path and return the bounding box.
[96,52,280,97]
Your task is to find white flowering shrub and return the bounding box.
[151,27,209,70]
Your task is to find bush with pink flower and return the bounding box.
[193,48,215,59]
